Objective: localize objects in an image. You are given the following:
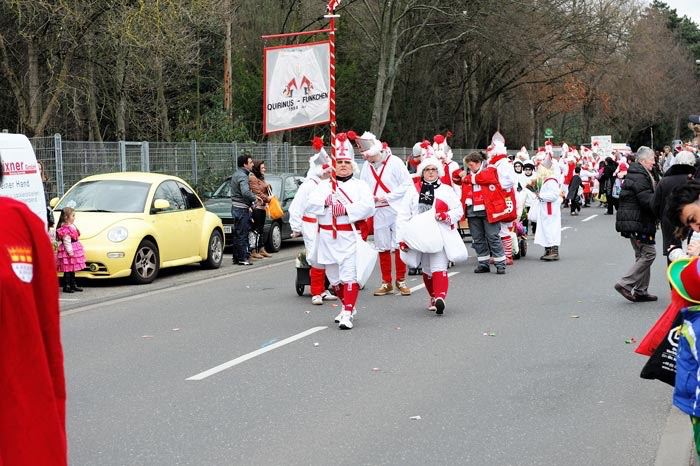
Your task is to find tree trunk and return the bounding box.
[115,51,127,140]
[87,47,103,143]
[224,19,232,118]
[27,38,41,132]
[155,57,171,141]
[529,104,536,150]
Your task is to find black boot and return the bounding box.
[63,273,74,293]
[70,273,83,292]
[540,247,552,261]
[542,246,560,261]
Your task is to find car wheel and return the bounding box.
[202,230,224,269]
[266,222,282,252]
[130,240,159,284]
[520,238,527,257]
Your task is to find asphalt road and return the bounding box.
[61,207,683,465]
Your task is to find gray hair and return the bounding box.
[636,146,655,162]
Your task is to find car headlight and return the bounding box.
[107,226,128,243]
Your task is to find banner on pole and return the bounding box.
[591,135,613,158]
[263,41,331,134]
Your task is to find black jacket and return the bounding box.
[615,162,656,237]
[651,163,696,254]
[566,175,582,201]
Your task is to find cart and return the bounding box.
[294,250,330,296]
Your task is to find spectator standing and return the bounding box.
[566,166,583,216]
[0,159,67,466]
[230,154,257,266]
[614,146,658,302]
[55,207,86,293]
[248,160,272,260]
[601,157,618,215]
[652,151,697,263]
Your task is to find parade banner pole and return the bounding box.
[326,0,340,238]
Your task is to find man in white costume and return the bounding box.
[533,156,562,261]
[397,156,467,314]
[289,137,338,305]
[357,132,413,296]
[307,132,375,329]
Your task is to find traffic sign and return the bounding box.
[544,128,553,138]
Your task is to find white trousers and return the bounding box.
[324,260,357,285]
[418,249,448,276]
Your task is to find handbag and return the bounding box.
[639,311,683,387]
[267,195,284,220]
[350,223,378,287]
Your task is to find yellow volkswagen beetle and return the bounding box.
[51,172,224,284]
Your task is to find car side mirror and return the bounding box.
[153,199,170,210]
[49,197,59,208]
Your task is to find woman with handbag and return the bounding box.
[248,161,272,259]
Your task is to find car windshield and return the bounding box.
[56,180,151,213]
[212,175,282,198]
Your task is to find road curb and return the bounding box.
[655,407,693,466]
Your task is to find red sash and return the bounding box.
[370,159,391,195]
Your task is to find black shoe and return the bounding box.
[614,283,636,302]
[238,261,252,266]
[71,285,83,292]
[474,264,490,273]
[496,266,506,274]
[604,212,613,215]
[63,287,74,294]
[435,298,445,315]
[635,293,658,302]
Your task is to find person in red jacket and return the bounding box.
[0,159,67,466]
[457,151,510,274]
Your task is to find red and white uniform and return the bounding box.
[359,149,412,251]
[0,197,66,466]
[307,176,375,312]
[534,175,562,248]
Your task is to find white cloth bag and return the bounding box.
[351,224,378,287]
[399,209,443,253]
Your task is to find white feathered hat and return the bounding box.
[416,156,444,178]
[432,132,453,161]
[353,131,382,159]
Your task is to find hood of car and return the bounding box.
[204,198,232,219]
[56,211,145,240]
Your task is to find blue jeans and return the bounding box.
[231,206,251,262]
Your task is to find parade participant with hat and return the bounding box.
[459,151,509,274]
[397,156,467,314]
[357,131,413,297]
[532,155,562,261]
[432,132,461,196]
[306,132,375,330]
[289,137,338,306]
[666,256,700,463]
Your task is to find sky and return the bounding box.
[656,0,700,25]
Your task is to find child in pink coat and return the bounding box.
[56,207,86,293]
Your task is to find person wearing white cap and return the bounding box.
[357,131,413,297]
[289,137,338,306]
[397,156,467,314]
[532,155,562,261]
[432,132,461,196]
[306,132,375,329]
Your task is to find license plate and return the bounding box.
[224,226,232,234]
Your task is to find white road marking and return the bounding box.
[561,227,572,231]
[582,214,597,222]
[59,298,80,302]
[186,326,327,381]
[60,258,296,317]
[408,272,459,292]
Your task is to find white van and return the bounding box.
[0,133,48,225]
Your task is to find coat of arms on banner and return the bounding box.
[264,41,331,133]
